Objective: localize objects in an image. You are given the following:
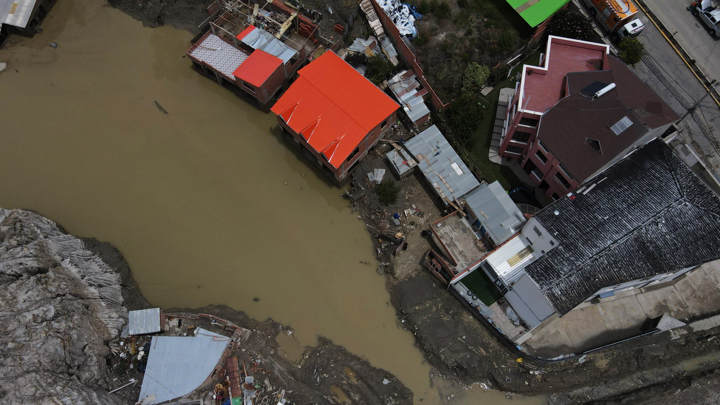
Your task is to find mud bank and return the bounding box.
[347,152,720,403]
[0,208,412,404]
[107,0,210,32]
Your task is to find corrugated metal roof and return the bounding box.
[504,273,555,328]
[138,328,230,404]
[1,0,36,29]
[386,147,416,176]
[271,51,399,169]
[190,34,248,80]
[128,308,161,336]
[403,125,480,203]
[238,26,297,64]
[464,181,525,246]
[388,70,430,125]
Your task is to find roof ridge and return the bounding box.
[299,53,393,132]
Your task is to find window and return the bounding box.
[555,172,571,189]
[535,149,547,164]
[586,138,602,153]
[519,117,539,127]
[506,145,524,155]
[610,116,633,135]
[241,81,256,95]
[381,119,388,129]
[512,131,531,143]
[347,147,360,161]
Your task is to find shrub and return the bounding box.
[376,180,400,205]
[365,55,394,85]
[461,62,490,98]
[547,8,599,42]
[444,93,484,147]
[618,38,644,65]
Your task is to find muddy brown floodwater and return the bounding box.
[0,1,543,404]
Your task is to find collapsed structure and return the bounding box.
[271,51,399,182]
[498,36,678,200]
[187,0,322,106]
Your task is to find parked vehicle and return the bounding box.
[690,0,720,39]
[582,0,646,40]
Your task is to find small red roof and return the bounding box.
[233,49,283,87]
[270,51,399,168]
[236,25,256,41]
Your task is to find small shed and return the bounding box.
[403,125,480,204]
[128,308,161,336]
[463,181,525,247]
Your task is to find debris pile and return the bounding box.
[377,0,418,37]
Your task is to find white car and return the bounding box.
[690,0,720,39]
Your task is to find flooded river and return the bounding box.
[0,1,542,403]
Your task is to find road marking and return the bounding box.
[636,0,720,108]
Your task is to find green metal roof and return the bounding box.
[506,0,569,27]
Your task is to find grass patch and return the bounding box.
[466,50,542,190]
[460,270,502,305]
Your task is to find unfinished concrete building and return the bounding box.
[187,0,322,106]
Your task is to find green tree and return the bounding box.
[365,55,394,86]
[618,38,644,65]
[461,62,490,98]
[444,93,483,147]
[547,8,599,42]
[375,180,400,205]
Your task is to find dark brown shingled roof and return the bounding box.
[525,141,720,315]
[536,55,678,182]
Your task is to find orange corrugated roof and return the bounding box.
[270,51,399,168]
[233,49,283,87]
[236,25,256,40]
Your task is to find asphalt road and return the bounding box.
[648,0,720,83]
[621,1,720,183]
[570,0,720,183]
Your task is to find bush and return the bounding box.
[444,93,484,147]
[461,62,490,98]
[618,38,644,65]
[547,8,599,42]
[365,55,394,85]
[375,180,400,205]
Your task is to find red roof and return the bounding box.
[520,36,609,113]
[236,25,256,41]
[233,49,283,87]
[270,51,399,168]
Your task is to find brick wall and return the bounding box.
[368,0,447,110]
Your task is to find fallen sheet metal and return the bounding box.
[138,328,230,404]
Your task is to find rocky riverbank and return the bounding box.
[0,208,412,404]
